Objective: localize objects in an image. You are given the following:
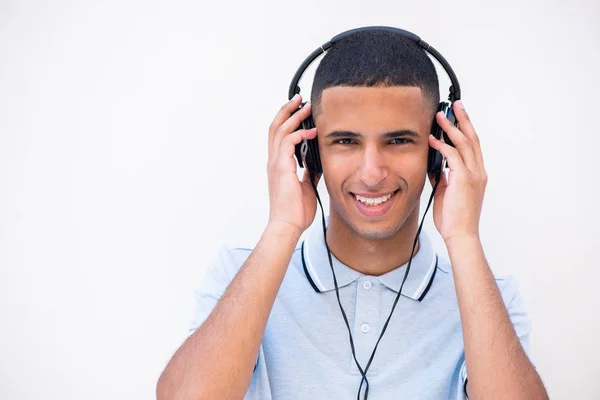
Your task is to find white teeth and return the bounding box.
[354,193,393,206]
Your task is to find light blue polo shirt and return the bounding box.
[188,219,533,399]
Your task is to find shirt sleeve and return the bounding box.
[187,246,260,372]
[458,275,533,399]
[188,245,235,338]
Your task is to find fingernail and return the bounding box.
[292,94,300,101]
[457,100,465,110]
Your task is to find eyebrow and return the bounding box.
[325,130,420,139]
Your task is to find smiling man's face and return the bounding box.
[314,85,434,240]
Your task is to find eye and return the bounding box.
[334,138,355,145]
[390,138,412,145]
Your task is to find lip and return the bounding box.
[353,191,396,199]
[352,190,399,218]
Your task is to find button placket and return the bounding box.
[351,278,381,374]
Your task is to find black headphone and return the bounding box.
[289,26,462,178]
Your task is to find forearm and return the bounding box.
[446,236,547,400]
[157,222,301,400]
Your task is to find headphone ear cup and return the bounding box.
[302,115,323,173]
[293,103,310,169]
[293,104,323,173]
[427,102,458,174]
[427,102,446,174]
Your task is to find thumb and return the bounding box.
[428,170,448,191]
[301,169,322,187]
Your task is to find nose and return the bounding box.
[357,145,388,188]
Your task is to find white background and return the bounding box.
[1,0,599,398]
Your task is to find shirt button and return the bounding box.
[361,323,370,333]
[362,280,372,290]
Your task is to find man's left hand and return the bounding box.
[427,100,488,244]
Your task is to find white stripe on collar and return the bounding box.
[411,250,437,299]
[304,236,326,292]
[301,218,439,300]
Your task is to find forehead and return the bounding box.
[316,86,431,134]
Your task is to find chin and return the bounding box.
[334,192,418,241]
[355,225,400,240]
[333,209,408,241]
[351,217,407,240]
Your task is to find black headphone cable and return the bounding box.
[309,169,441,400]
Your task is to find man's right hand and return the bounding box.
[267,94,320,235]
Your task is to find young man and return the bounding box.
[157,30,548,399]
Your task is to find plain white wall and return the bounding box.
[1,0,599,398]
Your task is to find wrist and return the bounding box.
[265,220,304,241]
[444,233,482,252]
[444,234,488,275]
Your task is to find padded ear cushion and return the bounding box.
[303,115,323,173]
[293,103,310,169]
[293,104,323,173]
[427,102,457,174]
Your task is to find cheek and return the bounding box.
[391,146,429,174]
[318,143,354,178]
[401,151,430,189]
[321,157,353,197]
[402,150,429,173]
[326,155,356,173]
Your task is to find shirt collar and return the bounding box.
[301,218,438,302]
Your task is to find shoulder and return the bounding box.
[208,242,304,283]
[208,245,253,282]
[435,255,523,306]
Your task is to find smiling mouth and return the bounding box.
[352,190,399,206]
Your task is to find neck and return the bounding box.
[325,208,421,276]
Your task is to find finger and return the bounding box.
[301,168,322,187]
[272,102,313,154]
[269,127,317,176]
[276,127,318,161]
[436,111,477,171]
[453,101,478,142]
[268,94,303,153]
[453,100,484,167]
[428,133,468,175]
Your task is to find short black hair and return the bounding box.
[310,29,440,119]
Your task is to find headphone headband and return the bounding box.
[288,26,461,102]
